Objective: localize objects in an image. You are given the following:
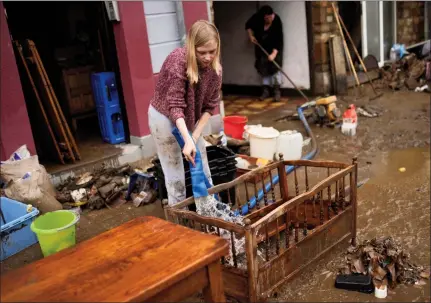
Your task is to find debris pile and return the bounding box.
[338,237,430,289]
[56,164,157,211]
[380,53,429,91]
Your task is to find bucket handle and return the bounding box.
[56,210,80,232]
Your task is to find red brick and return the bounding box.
[314,40,329,64]
[314,23,331,34]
[316,64,330,72]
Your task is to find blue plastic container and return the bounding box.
[1,197,39,261]
[91,72,126,144]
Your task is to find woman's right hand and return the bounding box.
[183,139,196,167]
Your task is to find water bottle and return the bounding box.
[390,47,397,62]
[220,127,227,147]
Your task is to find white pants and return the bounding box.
[148,105,213,206]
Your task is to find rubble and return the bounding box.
[380,53,429,91]
[338,237,430,289]
[55,163,157,211]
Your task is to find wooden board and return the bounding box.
[347,69,380,88]
[28,40,81,161]
[329,35,348,95]
[22,40,75,163]
[62,66,96,116]
[13,41,64,164]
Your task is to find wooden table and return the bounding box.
[1,216,229,302]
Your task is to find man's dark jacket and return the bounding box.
[245,12,284,77]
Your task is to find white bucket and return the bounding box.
[276,130,303,160]
[247,127,280,160]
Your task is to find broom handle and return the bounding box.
[332,3,361,87]
[336,10,380,95]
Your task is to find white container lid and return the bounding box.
[247,127,280,139]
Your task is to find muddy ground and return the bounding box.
[1,88,430,302]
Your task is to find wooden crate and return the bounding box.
[166,157,358,302]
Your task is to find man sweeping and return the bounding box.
[245,5,284,102]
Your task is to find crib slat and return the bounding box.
[265,224,270,261]
[334,180,339,215]
[320,190,324,225]
[230,231,238,268]
[285,212,290,249]
[295,205,299,242]
[245,182,250,208]
[261,175,268,206]
[294,166,299,196]
[269,170,276,203]
[254,181,260,210]
[275,218,280,254]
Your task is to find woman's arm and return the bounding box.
[192,112,211,142]
[194,73,223,140]
[176,117,196,166]
[163,50,197,165]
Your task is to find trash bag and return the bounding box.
[1,153,62,214]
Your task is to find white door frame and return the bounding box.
[361,1,397,67]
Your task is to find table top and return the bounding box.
[1,216,229,302]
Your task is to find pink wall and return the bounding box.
[182,1,220,115]
[112,1,219,139]
[113,2,154,138]
[0,3,36,160]
[183,1,209,30]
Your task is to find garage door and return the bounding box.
[144,1,185,73]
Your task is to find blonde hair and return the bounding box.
[186,20,221,85]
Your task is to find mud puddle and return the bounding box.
[274,147,430,302]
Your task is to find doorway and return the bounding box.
[4,2,129,171]
[338,1,362,64]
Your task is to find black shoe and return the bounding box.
[260,86,270,101]
[273,85,281,102]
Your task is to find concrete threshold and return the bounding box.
[49,143,150,187]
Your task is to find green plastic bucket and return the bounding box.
[30,210,80,257]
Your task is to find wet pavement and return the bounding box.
[1,89,430,302]
[245,88,430,302]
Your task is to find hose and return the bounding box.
[234,103,318,216]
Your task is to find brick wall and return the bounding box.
[311,1,339,95]
[397,1,425,46]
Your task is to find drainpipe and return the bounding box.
[175,2,187,46]
[207,0,214,23]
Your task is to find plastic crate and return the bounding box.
[96,106,126,144]
[91,72,120,107]
[153,146,238,204]
[1,197,39,261]
[91,72,125,144]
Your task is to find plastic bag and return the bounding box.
[1,154,62,214]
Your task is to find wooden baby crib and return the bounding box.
[164,157,358,302]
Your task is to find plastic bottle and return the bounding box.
[341,104,358,136]
[220,127,227,147]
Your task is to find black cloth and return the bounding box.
[245,13,284,76]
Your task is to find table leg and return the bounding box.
[203,261,225,303]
